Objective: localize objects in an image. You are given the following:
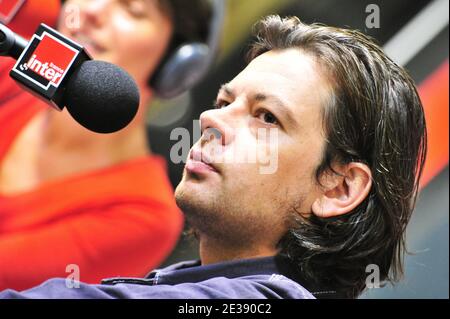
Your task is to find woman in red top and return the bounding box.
[0,0,208,291]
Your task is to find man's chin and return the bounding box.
[174,184,225,240]
[175,179,215,215]
[175,179,204,206]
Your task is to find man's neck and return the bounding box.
[198,236,279,266]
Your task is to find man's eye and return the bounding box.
[257,110,279,125]
[214,101,230,109]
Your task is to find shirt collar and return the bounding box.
[102,255,339,298]
[102,256,284,287]
[146,256,282,286]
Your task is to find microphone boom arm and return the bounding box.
[0,24,27,59]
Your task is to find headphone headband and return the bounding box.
[150,0,226,98]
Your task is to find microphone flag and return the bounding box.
[10,23,91,111]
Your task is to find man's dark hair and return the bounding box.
[247,15,427,298]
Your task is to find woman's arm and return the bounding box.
[0,201,183,291]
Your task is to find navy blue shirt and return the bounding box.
[0,256,316,299]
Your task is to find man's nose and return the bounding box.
[199,109,235,147]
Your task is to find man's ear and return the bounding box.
[312,162,372,218]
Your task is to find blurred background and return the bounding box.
[147,0,449,299]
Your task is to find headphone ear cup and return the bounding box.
[150,43,210,99]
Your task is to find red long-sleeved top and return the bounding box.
[0,58,184,291]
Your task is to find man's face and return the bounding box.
[175,49,332,249]
[58,0,173,87]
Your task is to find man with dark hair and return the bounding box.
[0,15,426,299]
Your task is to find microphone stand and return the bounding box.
[0,24,27,59]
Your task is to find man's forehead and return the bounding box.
[247,49,320,81]
[222,49,330,107]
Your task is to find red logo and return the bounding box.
[0,0,25,24]
[26,33,77,86]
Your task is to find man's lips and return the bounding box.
[186,149,220,175]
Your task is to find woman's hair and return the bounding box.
[248,15,427,298]
[159,0,211,45]
[59,0,211,44]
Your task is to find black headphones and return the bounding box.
[149,0,226,99]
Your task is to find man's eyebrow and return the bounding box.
[218,83,234,98]
[217,84,298,129]
[253,93,298,129]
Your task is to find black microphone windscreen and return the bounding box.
[64,60,140,134]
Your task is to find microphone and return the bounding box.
[0,20,27,59]
[0,23,139,133]
[65,60,140,134]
